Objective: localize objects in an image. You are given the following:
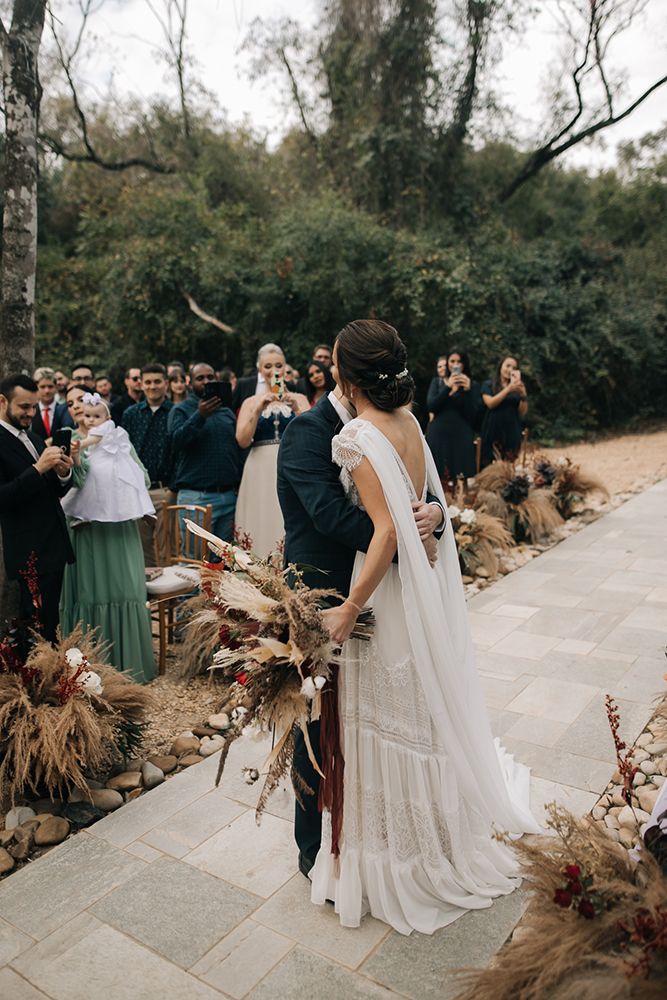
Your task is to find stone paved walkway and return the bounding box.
[1,482,667,1000]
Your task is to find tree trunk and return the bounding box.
[0,1,47,379]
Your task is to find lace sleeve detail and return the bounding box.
[331,426,365,473]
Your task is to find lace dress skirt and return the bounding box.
[311,554,520,936]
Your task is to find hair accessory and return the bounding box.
[82,392,110,415]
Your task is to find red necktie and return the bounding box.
[43,407,51,436]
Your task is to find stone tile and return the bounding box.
[605,569,667,589]
[0,917,34,970]
[486,706,523,737]
[10,914,102,982]
[529,777,599,827]
[611,657,667,706]
[216,775,296,823]
[598,625,667,659]
[620,604,667,634]
[253,874,390,970]
[554,694,651,764]
[504,715,569,748]
[474,650,537,681]
[517,607,619,643]
[90,855,257,968]
[184,809,297,898]
[27,923,223,1000]
[124,841,163,863]
[141,791,246,858]
[0,832,145,940]
[627,557,667,575]
[360,889,528,1000]
[534,575,600,598]
[191,919,294,998]
[504,591,583,609]
[528,650,628,688]
[505,676,599,724]
[495,570,555,591]
[491,603,540,620]
[197,732,273,782]
[578,586,649,614]
[555,638,597,655]
[0,968,51,999]
[87,770,213,849]
[467,613,520,648]
[646,587,667,603]
[494,736,535,766]
[465,592,507,614]
[478,675,532,711]
[248,946,398,1000]
[588,647,637,664]
[488,631,561,661]
[520,745,613,794]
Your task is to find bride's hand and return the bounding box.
[321,602,358,645]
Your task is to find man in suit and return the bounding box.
[0,374,75,642]
[31,367,75,443]
[277,360,443,877]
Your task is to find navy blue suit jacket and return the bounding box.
[31,402,75,442]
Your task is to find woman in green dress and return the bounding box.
[59,385,157,684]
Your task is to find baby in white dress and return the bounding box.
[62,393,155,527]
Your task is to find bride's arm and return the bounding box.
[321,456,396,644]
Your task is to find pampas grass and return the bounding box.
[451,806,667,1000]
[511,490,564,542]
[0,625,154,805]
[176,594,223,679]
[449,482,514,577]
[475,460,515,494]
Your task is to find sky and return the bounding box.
[62,0,667,173]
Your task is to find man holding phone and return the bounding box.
[168,363,242,546]
[0,374,75,642]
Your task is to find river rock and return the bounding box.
[5,807,36,830]
[125,788,143,802]
[633,750,650,764]
[659,757,667,776]
[148,755,177,774]
[605,828,621,843]
[0,848,15,874]
[636,786,660,815]
[611,790,626,808]
[618,805,651,828]
[178,754,204,767]
[9,830,34,860]
[461,575,474,584]
[31,798,64,816]
[592,805,606,821]
[17,819,41,836]
[633,771,646,786]
[609,806,623,817]
[207,714,230,730]
[90,789,123,812]
[604,814,620,830]
[124,759,145,772]
[618,827,635,849]
[85,778,103,789]
[34,816,70,846]
[645,743,667,756]
[106,771,143,792]
[0,830,14,847]
[640,760,657,776]
[141,762,165,790]
[653,775,665,787]
[199,738,224,757]
[170,736,200,757]
[68,788,91,804]
[636,733,652,747]
[62,801,105,827]
[192,726,216,738]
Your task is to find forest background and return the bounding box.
[8,0,667,444]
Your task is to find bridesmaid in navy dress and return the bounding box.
[480,356,528,466]
[426,346,480,483]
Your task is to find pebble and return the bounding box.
[461,576,474,584]
[0,830,14,847]
[61,802,105,827]
[90,789,123,812]
[653,775,665,787]
[148,755,178,774]
[9,835,34,860]
[192,726,217,738]
[633,750,650,764]
[640,760,657,776]
[645,743,667,755]
[475,567,489,578]
[106,772,143,792]
[605,814,620,830]
[178,754,204,767]
[199,738,224,757]
[31,798,64,816]
[85,779,103,789]
[633,772,646,786]
[636,786,660,814]
[605,828,621,843]
[170,736,200,757]
[0,848,15,873]
[34,817,70,846]
[609,805,623,817]
[618,805,651,828]
[141,762,165,790]
[619,828,635,849]
[207,714,230,731]
[592,805,606,821]
[125,788,143,802]
[124,759,145,772]
[636,733,652,747]
[5,807,36,830]
[612,790,626,808]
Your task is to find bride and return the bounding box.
[312,319,540,936]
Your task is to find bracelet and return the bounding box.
[346,599,363,614]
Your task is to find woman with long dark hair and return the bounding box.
[480,356,528,466]
[426,346,480,482]
[305,359,336,406]
[312,319,538,935]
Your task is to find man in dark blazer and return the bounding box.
[0,374,75,642]
[277,377,444,876]
[31,367,75,442]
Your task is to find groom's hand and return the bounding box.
[412,501,442,540]
[423,534,438,567]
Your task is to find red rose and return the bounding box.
[236,672,248,686]
[554,888,572,907]
[578,899,595,920]
[564,864,580,880]
[568,881,583,895]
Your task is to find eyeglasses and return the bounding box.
[129,375,142,381]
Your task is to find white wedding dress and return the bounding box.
[310,416,540,935]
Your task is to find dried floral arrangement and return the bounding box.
[183,521,372,852]
[0,622,154,805]
[534,454,610,519]
[452,805,667,1000]
[446,481,514,578]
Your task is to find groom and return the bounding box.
[277,361,444,876]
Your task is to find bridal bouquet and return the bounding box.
[184,522,371,835]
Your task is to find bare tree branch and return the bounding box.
[277,45,319,153]
[145,0,191,140]
[39,130,177,172]
[179,286,233,333]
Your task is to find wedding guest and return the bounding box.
[60,385,157,683]
[123,363,175,565]
[115,366,145,420]
[95,375,120,421]
[168,362,242,545]
[0,374,74,642]
[313,344,333,368]
[304,360,335,407]
[53,371,70,403]
[70,363,95,392]
[232,343,290,412]
[167,367,189,404]
[426,347,480,483]
[480,355,528,466]
[31,367,75,443]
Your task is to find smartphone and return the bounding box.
[203,381,233,409]
[511,369,521,381]
[451,363,462,376]
[270,373,286,399]
[52,427,72,456]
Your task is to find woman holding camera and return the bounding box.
[480,356,528,466]
[235,344,309,556]
[426,347,480,483]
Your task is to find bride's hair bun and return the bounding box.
[335,320,415,412]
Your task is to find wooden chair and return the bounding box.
[475,437,481,474]
[520,428,529,466]
[146,502,213,675]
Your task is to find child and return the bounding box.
[62,392,155,527]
